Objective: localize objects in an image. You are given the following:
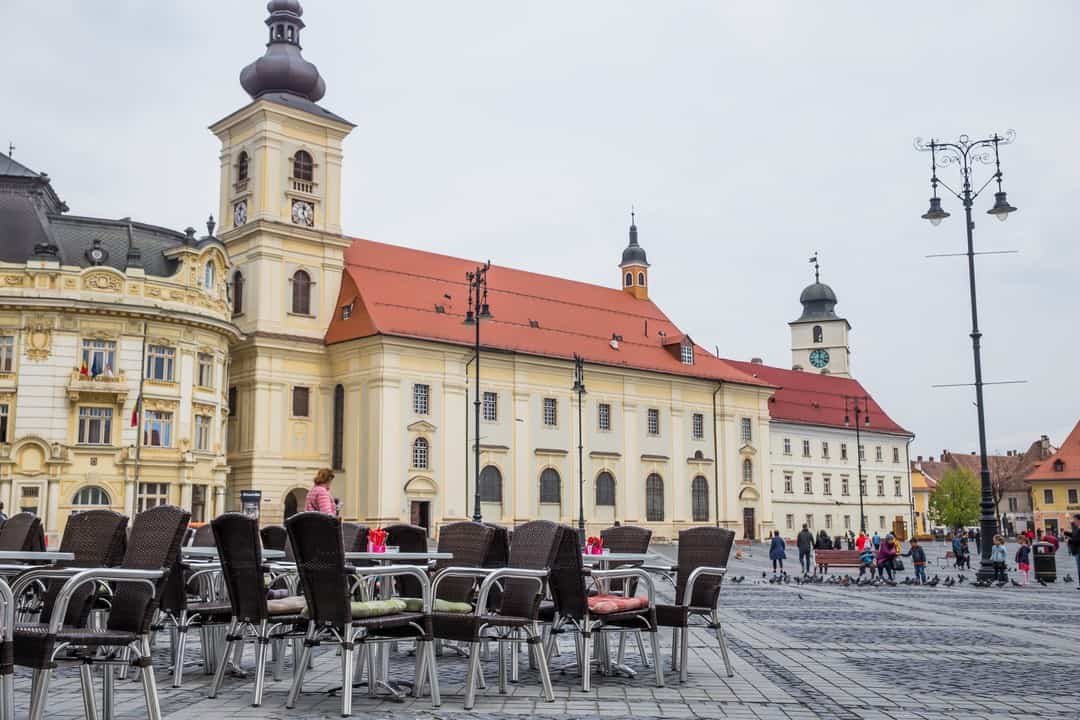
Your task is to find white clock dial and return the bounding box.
[233,201,247,227]
[291,200,314,227]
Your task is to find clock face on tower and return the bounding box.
[809,348,830,368]
[233,200,247,227]
[291,200,314,227]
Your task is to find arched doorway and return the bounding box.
[284,487,307,521]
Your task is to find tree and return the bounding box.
[928,467,980,530]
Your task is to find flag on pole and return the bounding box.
[90,355,102,378]
[79,360,89,377]
[131,396,141,427]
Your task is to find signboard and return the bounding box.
[239,490,262,520]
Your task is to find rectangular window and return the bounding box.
[1007,497,1018,512]
[740,418,752,443]
[598,403,611,431]
[822,441,829,459]
[785,514,794,530]
[647,408,660,436]
[1070,489,1078,505]
[802,440,811,458]
[892,447,900,463]
[143,410,173,447]
[680,344,694,365]
[783,438,791,455]
[806,514,814,529]
[0,336,13,373]
[691,413,704,440]
[784,473,793,494]
[803,474,813,494]
[292,387,310,417]
[228,386,238,419]
[543,397,558,427]
[823,475,832,496]
[860,475,867,495]
[825,514,832,529]
[137,482,170,513]
[195,414,211,451]
[894,477,903,497]
[1044,489,1054,504]
[0,403,7,442]
[145,344,175,381]
[875,446,883,462]
[77,407,113,445]
[482,391,498,422]
[81,338,116,377]
[841,443,848,460]
[879,515,886,530]
[841,475,850,496]
[197,353,214,388]
[876,477,885,496]
[20,485,39,515]
[858,444,865,461]
[341,303,353,321]
[843,515,851,530]
[191,484,207,523]
[413,383,430,415]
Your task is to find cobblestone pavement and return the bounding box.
[17,542,1080,719]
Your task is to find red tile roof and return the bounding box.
[325,238,771,388]
[723,360,911,436]
[1025,420,1080,482]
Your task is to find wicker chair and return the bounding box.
[653,526,735,681]
[260,524,288,552]
[385,523,428,598]
[11,504,190,720]
[431,520,561,710]
[544,524,662,692]
[38,510,129,628]
[208,513,307,706]
[341,522,370,553]
[188,523,215,547]
[600,525,652,666]
[284,512,440,716]
[433,522,493,605]
[0,512,45,552]
[155,553,232,687]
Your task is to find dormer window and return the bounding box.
[680,344,694,365]
[341,303,353,321]
[1054,459,1065,472]
[293,150,313,182]
[237,151,249,183]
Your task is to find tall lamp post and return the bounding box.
[915,131,1017,580]
[843,395,870,534]
[464,262,492,523]
[572,354,587,547]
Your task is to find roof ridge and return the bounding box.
[50,214,187,239]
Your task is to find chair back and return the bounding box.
[189,524,215,547]
[600,525,652,595]
[385,523,427,597]
[675,526,735,608]
[106,505,191,635]
[0,512,45,552]
[212,513,268,622]
[260,525,287,551]
[499,520,561,619]
[482,524,510,568]
[434,522,493,603]
[341,522,369,552]
[547,525,587,621]
[286,512,350,629]
[40,510,128,625]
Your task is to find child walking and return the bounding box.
[990,534,1007,582]
[903,538,928,584]
[769,530,787,574]
[1015,535,1031,585]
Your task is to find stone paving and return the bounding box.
[16,541,1080,719]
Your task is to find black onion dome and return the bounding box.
[796,282,839,321]
[240,0,326,102]
[620,220,649,266]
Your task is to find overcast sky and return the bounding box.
[8,1,1078,457]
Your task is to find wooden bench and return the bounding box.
[815,549,863,573]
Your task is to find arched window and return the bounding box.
[332,384,344,470]
[691,476,709,522]
[479,465,502,503]
[539,468,561,504]
[293,150,313,182]
[595,471,615,507]
[232,271,244,315]
[72,485,111,507]
[203,261,215,291]
[291,269,311,315]
[624,272,633,287]
[237,151,249,182]
[742,458,753,484]
[637,272,646,286]
[412,437,429,469]
[813,325,823,343]
[646,473,664,522]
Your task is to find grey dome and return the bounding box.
[620,221,649,266]
[240,0,326,102]
[796,281,839,322]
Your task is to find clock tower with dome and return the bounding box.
[789,256,851,377]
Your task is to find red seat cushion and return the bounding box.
[587,594,649,615]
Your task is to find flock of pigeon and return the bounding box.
[724,571,1076,589]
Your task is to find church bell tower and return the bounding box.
[790,254,851,377]
[619,212,649,300]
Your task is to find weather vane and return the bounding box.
[7,142,13,158]
[809,251,820,283]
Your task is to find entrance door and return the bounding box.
[743,507,755,540]
[410,501,430,535]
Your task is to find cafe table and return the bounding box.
[581,551,660,677]
[181,546,286,560]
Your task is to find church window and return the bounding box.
[691,476,709,521]
[598,402,611,431]
[479,465,502,502]
[292,386,310,417]
[813,325,823,343]
[637,272,646,286]
[743,458,753,484]
[625,272,633,287]
[692,413,704,439]
[540,469,561,504]
[286,25,294,43]
[740,417,752,443]
[646,473,664,521]
[413,384,430,415]
[293,150,314,182]
[412,437,429,470]
[291,270,312,315]
[543,397,557,427]
[237,151,249,182]
[482,391,498,422]
[595,472,615,506]
[647,408,660,436]
[232,271,244,315]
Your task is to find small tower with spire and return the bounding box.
[790,253,852,377]
[619,210,650,300]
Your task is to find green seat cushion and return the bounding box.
[302,598,407,620]
[401,597,473,614]
[267,596,306,615]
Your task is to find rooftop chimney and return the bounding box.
[751,357,763,365]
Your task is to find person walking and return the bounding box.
[872,531,882,550]
[951,531,963,569]
[769,530,787,575]
[959,535,971,570]
[990,535,1007,582]
[304,468,338,515]
[797,524,814,575]
[1065,514,1080,590]
[876,534,897,581]
[1015,535,1032,585]
[856,531,868,551]
[903,538,928,584]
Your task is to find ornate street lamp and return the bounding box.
[572,354,587,547]
[844,396,870,534]
[915,131,1018,581]
[464,262,492,522]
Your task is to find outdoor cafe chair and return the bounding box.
[260,524,288,552]
[0,513,45,553]
[155,551,232,687]
[11,504,190,720]
[600,524,653,667]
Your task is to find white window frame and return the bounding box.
[197,353,214,388]
[825,514,832,530]
[203,261,215,291]
[194,414,211,451]
[783,438,791,455]
[72,485,111,507]
[680,344,694,365]
[802,439,811,458]
[841,475,850,496]
[137,482,170,512]
[0,336,14,373]
[785,514,794,530]
[823,475,832,496]
[81,338,116,377]
[875,446,883,462]
[805,514,814,529]
[143,410,173,448]
[784,473,793,494]
[876,476,885,496]
[892,447,900,463]
[691,413,704,440]
[822,441,829,459]
[894,477,903,497]
[803,474,813,494]
[647,408,660,436]
[542,397,558,427]
[412,437,429,469]
[841,443,848,460]
[413,383,430,415]
[77,406,113,446]
[482,391,498,422]
[844,515,851,530]
[740,417,752,443]
[145,344,175,382]
[598,402,611,432]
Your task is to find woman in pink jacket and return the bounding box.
[304,468,337,515]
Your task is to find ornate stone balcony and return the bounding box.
[66,370,129,404]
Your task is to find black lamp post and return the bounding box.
[915,131,1017,581]
[843,396,870,534]
[572,354,587,547]
[463,262,492,523]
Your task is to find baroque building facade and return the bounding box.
[0,155,239,540]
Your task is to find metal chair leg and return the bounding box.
[425,640,441,707]
[650,629,664,688]
[530,624,555,702]
[497,639,507,694]
[1,671,14,720]
[713,612,734,678]
[679,625,689,683]
[635,630,650,668]
[366,644,377,698]
[28,668,51,720]
[341,629,355,717]
[510,640,520,683]
[285,628,315,708]
[79,663,99,720]
[172,626,188,688]
[273,638,284,682]
[412,640,426,698]
[463,641,481,710]
[138,637,164,720]
[671,627,679,671]
[253,621,270,707]
[209,620,237,699]
[581,624,592,693]
[102,660,114,720]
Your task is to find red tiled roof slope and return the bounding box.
[723,360,910,435]
[1025,420,1080,482]
[326,238,770,387]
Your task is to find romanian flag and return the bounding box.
[79,361,89,377]
[131,397,141,427]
